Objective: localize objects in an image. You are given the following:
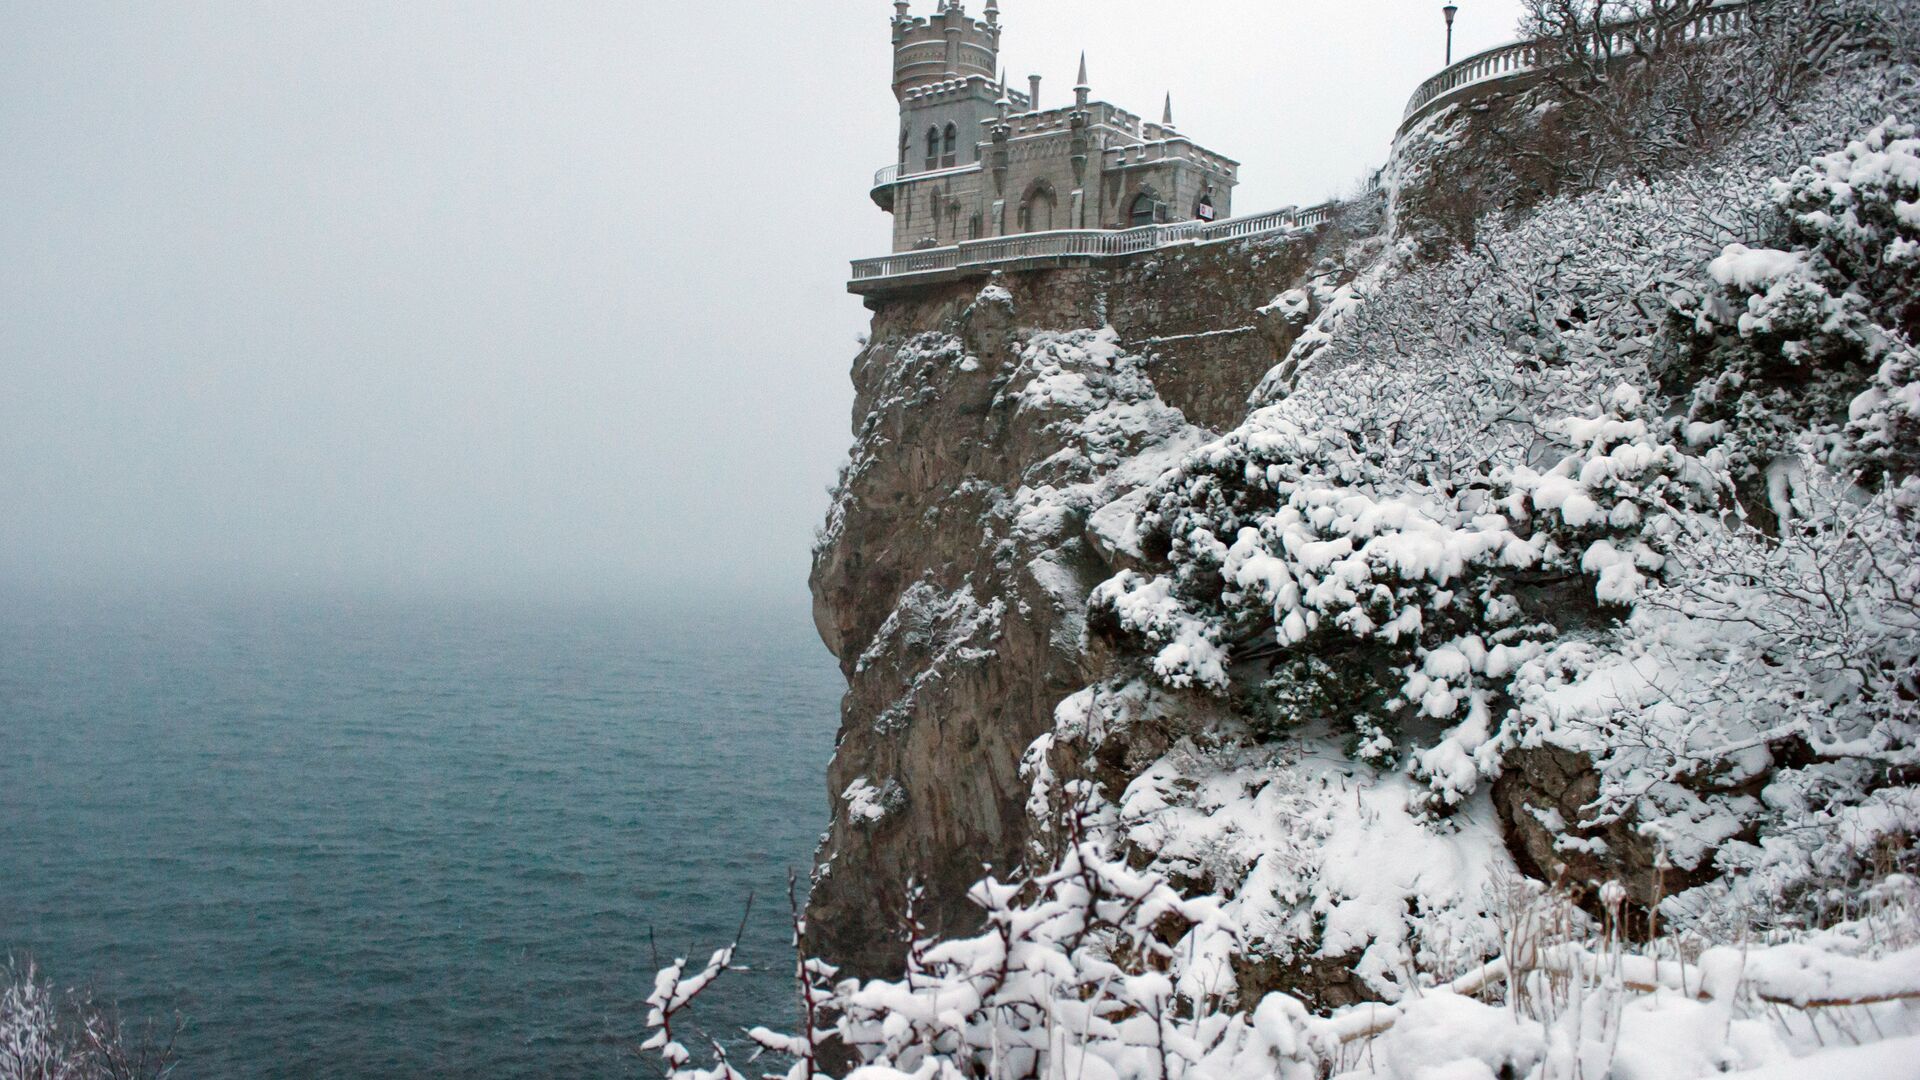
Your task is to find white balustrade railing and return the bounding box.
[1401,40,1541,127]
[872,160,985,191]
[850,202,1338,284]
[1399,0,1757,134]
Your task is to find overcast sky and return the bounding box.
[0,0,1525,606]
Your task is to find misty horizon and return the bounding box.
[1,1,1526,605]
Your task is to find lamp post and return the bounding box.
[1444,3,1459,65]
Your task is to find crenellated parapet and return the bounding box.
[1101,137,1238,186]
[900,76,1031,112]
[892,1,1000,100]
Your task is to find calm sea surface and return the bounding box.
[0,588,843,1077]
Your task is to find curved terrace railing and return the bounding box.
[1400,39,1543,132]
[850,203,1337,285]
[1398,0,1757,136]
[872,160,987,192]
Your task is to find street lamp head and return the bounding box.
[1444,4,1459,27]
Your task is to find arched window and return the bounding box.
[1018,182,1057,233]
[1129,192,1158,227]
[899,128,910,165]
[925,127,941,169]
[941,123,958,168]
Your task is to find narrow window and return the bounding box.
[941,123,958,168]
[1018,183,1056,233]
[1129,193,1157,227]
[926,127,940,169]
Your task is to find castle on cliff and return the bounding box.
[874,0,1241,253]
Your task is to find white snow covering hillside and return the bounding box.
[649,60,1920,1080]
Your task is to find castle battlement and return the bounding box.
[892,1,1000,99]
[902,75,1032,113]
[1103,137,1239,180]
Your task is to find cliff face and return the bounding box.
[806,236,1328,975]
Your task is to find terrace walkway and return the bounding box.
[1397,0,1758,137]
[847,202,1338,297]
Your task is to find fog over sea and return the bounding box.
[0,587,841,1078]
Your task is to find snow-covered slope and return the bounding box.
[659,39,1920,1080]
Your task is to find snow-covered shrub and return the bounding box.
[652,814,1353,1080]
[644,860,1920,1080]
[1671,119,1920,489]
[1499,462,1920,929]
[0,960,178,1080]
[1092,152,1763,778]
[1776,122,1920,334]
[1079,95,1920,991]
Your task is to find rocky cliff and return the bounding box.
[805,232,1344,975]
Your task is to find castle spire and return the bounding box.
[1074,52,1090,108]
[984,0,999,24]
[1162,93,1175,130]
[997,69,1011,119]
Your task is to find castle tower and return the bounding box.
[888,0,1024,192]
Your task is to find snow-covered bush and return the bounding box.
[1082,94,1920,979]
[1672,119,1920,489]
[643,850,1920,1080]
[1503,464,1920,929]
[0,960,178,1080]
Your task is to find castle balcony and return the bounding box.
[870,160,983,210]
[848,201,1337,300]
[872,164,901,210]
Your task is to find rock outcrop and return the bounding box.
[806,236,1327,976]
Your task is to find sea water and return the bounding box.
[0,587,842,1077]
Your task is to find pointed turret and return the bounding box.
[1074,52,1090,108]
